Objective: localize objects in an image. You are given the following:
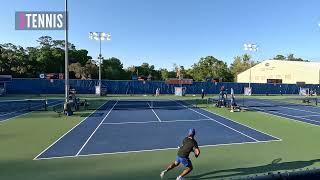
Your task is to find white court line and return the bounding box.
[162,119,211,123]
[252,101,320,115]
[75,100,118,156]
[151,105,187,109]
[101,118,212,125]
[33,101,111,160]
[266,99,320,110]
[198,105,281,141]
[116,103,148,105]
[147,102,161,122]
[252,106,320,128]
[35,138,281,160]
[252,106,320,124]
[0,100,62,124]
[112,105,188,110]
[115,99,173,102]
[35,99,284,161]
[298,114,320,118]
[102,121,159,125]
[171,100,259,142]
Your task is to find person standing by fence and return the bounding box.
[201,89,205,99]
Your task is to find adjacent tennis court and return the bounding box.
[0,99,63,122]
[243,98,320,126]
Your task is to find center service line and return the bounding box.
[75,100,119,156]
[147,102,162,122]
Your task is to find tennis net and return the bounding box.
[236,97,319,110]
[112,99,206,110]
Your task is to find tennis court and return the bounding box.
[3,95,320,179]
[34,99,279,160]
[0,99,63,122]
[243,98,320,126]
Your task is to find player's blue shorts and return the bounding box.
[176,156,192,167]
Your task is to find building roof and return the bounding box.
[263,60,320,66]
[237,59,320,84]
[242,59,320,74]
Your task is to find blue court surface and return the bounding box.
[35,99,279,160]
[243,98,320,126]
[0,99,63,123]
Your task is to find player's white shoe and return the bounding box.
[160,170,166,179]
[176,176,184,180]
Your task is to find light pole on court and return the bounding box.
[89,32,111,96]
[244,43,258,89]
[318,22,320,85]
[64,0,69,104]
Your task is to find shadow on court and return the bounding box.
[185,158,320,179]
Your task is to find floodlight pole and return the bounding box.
[99,38,102,89]
[64,0,69,103]
[249,64,252,89]
[89,32,111,96]
[244,43,258,89]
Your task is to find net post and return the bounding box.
[28,100,31,111]
[44,98,48,111]
[206,98,209,108]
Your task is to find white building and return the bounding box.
[237,60,320,84]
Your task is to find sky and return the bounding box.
[0,0,320,70]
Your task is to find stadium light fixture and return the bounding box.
[244,43,258,89]
[88,32,111,96]
[244,43,258,52]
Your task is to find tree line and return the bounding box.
[0,36,308,82]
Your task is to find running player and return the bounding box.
[160,128,200,180]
